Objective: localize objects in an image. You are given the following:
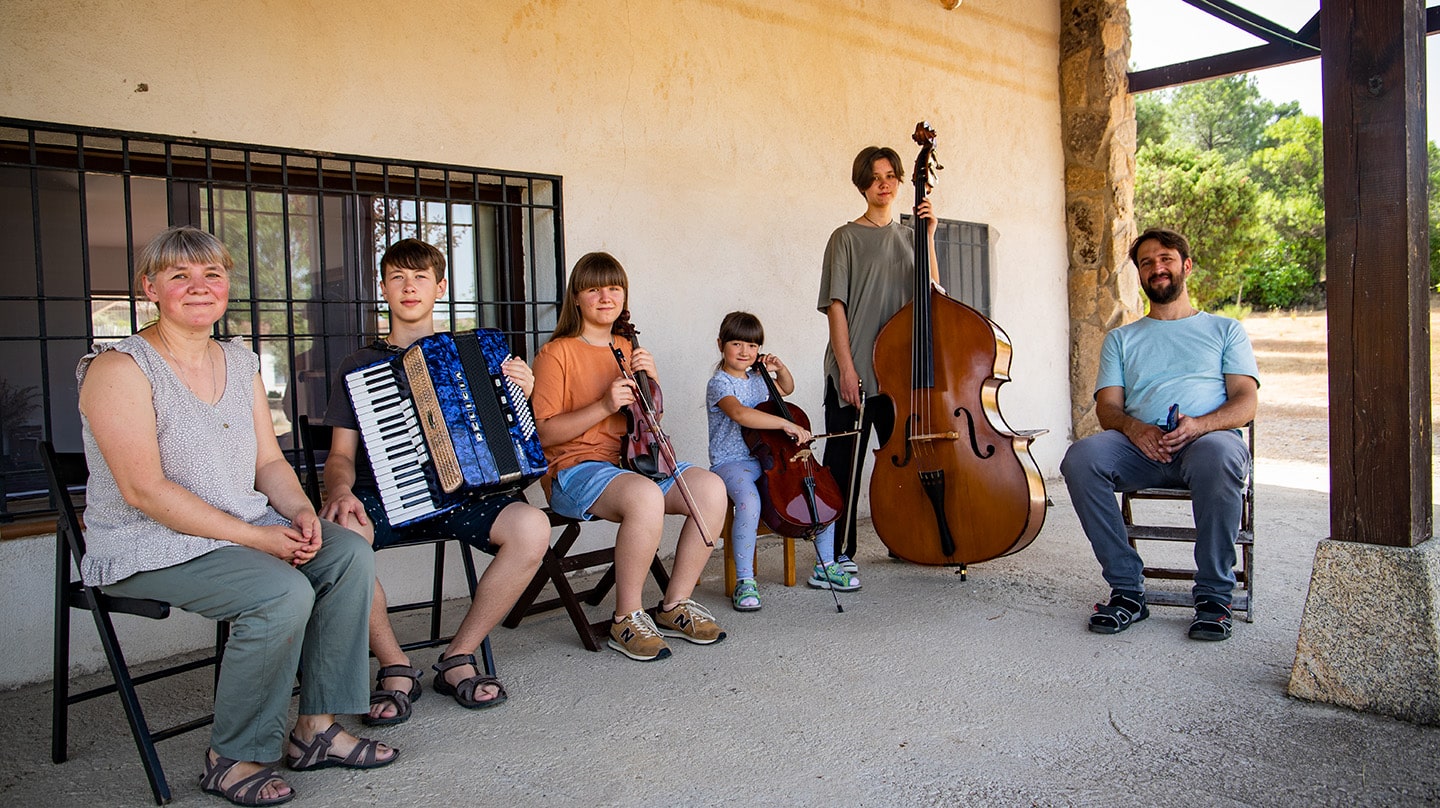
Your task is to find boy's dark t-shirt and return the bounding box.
[321,340,402,490]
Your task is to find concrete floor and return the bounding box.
[4,478,1438,808]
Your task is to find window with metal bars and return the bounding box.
[898,215,992,315]
[0,119,564,521]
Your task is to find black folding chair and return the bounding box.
[45,441,229,806]
[295,416,495,671]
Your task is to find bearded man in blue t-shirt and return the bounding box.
[1061,228,1260,642]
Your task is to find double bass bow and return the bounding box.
[609,317,717,547]
[867,122,1047,570]
[740,357,845,538]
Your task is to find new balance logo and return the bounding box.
[620,628,635,642]
[670,614,691,629]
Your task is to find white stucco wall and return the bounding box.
[0,0,1072,688]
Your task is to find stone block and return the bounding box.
[1289,538,1440,724]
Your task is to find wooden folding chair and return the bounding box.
[1122,421,1256,621]
[45,441,229,806]
[295,415,495,671]
[502,509,672,651]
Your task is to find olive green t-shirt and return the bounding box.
[816,220,916,396]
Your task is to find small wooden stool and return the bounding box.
[721,505,799,593]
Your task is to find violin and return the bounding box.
[741,358,844,538]
[867,122,1047,569]
[609,317,716,547]
[610,320,673,480]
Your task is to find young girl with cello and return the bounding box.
[706,312,859,612]
[530,251,729,662]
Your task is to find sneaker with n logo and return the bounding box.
[608,610,671,661]
[654,598,727,645]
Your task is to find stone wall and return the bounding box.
[1059,0,1141,438]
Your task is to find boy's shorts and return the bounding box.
[353,487,521,553]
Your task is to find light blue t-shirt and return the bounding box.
[1096,312,1260,428]
[706,368,770,467]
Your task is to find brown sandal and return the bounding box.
[284,722,398,771]
[200,752,294,806]
[433,652,508,710]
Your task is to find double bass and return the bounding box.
[868,122,1047,568]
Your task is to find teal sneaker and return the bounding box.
[808,562,861,592]
[731,578,761,612]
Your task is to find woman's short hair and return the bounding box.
[1129,227,1192,266]
[851,146,905,194]
[380,238,447,283]
[551,251,631,340]
[717,311,764,345]
[133,226,233,297]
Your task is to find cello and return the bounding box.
[868,122,1047,569]
[741,357,845,538]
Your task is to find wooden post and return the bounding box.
[1322,0,1432,547]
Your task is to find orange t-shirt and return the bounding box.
[531,336,633,498]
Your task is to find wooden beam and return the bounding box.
[1129,41,1317,93]
[1323,0,1432,547]
[1179,0,1318,51]
[1129,7,1440,94]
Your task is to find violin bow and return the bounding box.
[609,342,717,548]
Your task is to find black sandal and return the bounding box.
[362,664,423,727]
[1189,597,1233,641]
[433,652,508,710]
[200,752,294,806]
[1089,590,1149,634]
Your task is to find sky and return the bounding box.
[1127,0,1440,139]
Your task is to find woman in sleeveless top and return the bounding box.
[78,227,395,806]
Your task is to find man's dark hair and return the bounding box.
[1128,228,1191,266]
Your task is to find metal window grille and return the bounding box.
[0,118,564,520]
[899,215,992,316]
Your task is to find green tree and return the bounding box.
[1169,75,1300,163]
[1246,115,1325,308]
[1135,90,1171,150]
[1135,140,1263,309]
[1429,140,1440,290]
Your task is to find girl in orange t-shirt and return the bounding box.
[531,251,728,662]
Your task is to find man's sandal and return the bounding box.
[1189,597,1233,641]
[433,652,508,710]
[1088,590,1149,634]
[361,664,423,727]
[285,722,397,771]
[200,753,294,806]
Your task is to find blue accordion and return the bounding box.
[344,329,547,526]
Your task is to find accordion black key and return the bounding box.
[344,329,547,526]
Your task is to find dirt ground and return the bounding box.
[1243,302,1440,469]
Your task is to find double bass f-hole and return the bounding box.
[889,410,993,468]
